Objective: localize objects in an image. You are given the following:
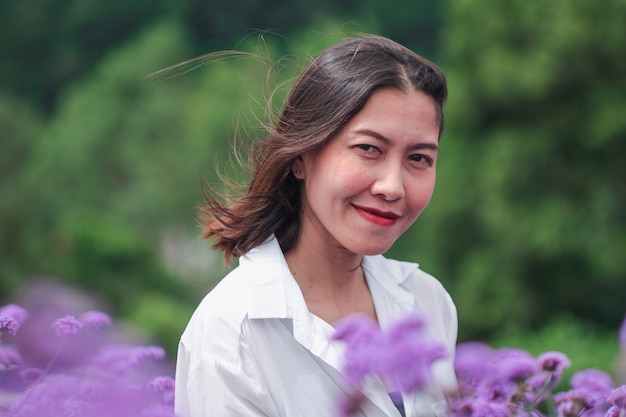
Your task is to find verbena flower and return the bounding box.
[381,315,447,393]
[0,346,23,368]
[489,348,540,384]
[148,376,176,405]
[92,344,166,376]
[449,395,512,417]
[0,304,28,335]
[607,385,626,409]
[553,388,594,416]
[553,369,616,417]
[337,311,626,417]
[332,313,384,386]
[140,404,179,417]
[538,351,571,377]
[0,287,178,417]
[605,405,622,417]
[51,315,82,336]
[19,367,44,385]
[454,342,494,385]
[570,368,614,400]
[79,311,112,330]
[525,351,572,393]
[0,315,20,336]
[332,313,448,395]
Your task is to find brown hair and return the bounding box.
[200,34,447,262]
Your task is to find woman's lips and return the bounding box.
[353,205,400,227]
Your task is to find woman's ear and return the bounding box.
[291,157,304,179]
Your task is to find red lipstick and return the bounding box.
[353,205,400,227]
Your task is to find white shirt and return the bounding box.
[175,237,458,417]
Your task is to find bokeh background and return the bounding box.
[2,0,625,379]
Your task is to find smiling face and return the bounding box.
[292,87,440,256]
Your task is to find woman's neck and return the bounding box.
[284,237,377,324]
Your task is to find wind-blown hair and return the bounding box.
[200,34,447,261]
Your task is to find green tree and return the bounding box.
[389,0,626,341]
[3,21,200,338]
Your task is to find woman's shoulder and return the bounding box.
[179,266,255,354]
[179,240,294,357]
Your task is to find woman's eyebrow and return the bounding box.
[354,128,439,151]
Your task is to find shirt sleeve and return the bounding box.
[175,340,280,417]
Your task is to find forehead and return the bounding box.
[345,87,440,136]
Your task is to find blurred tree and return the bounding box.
[0,95,43,296]
[0,0,177,112]
[3,20,199,320]
[0,0,443,114]
[356,0,443,57]
[0,19,361,349]
[390,0,626,341]
[12,0,622,353]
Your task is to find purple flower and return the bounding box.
[93,344,166,376]
[332,313,382,346]
[0,346,23,367]
[607,385,626,409]
[148,376,175,393]
[619,316,626,350]
[0,304,28,335]
[140,404,178,417]
[52,315,83,336]
[571,368,614,393]
[20,367,44,385]
[0,315,20,336]
[565,369,614,412]
[332,314,383,385]
[490,348,540,383]
[605,405,622,417]
[381,315,447,392]
[385,314,426,338]
[538,351,571,375]
[148,376,176,405]
[554,388,594,416]
[332,313,447,392]
[474,378,519,402]
[0,287,177,417]
[134,346,166,362]
[526,371,551,391]
[454,342,494,385]
[80,311,112,330]
[524,351,572,392]
[449,396,512,417]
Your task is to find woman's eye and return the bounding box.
[409,154,433,166]
[356,144,379,153]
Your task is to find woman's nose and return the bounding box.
[370,165,405,201]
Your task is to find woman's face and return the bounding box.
[293,87,440,256]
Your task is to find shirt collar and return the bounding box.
[239,236,420,344]
[362,254,417,307]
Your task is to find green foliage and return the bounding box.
[1,17,380,351]
[1,21,200,350]
[2,0,624,357]
[490,315,621,387]
[390,0,626,340]
[126,292,196,355]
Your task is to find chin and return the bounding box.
[352,242,395,256]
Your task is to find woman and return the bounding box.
[175,34,458,417]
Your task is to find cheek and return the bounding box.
[334,166,373,196]
[406,176,436,212]
[306,156,369,198]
